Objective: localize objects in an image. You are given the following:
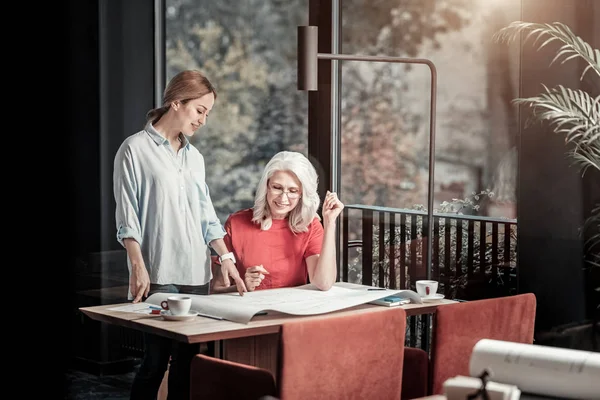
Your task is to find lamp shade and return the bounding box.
[297,25,318,91]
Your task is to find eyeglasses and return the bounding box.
[268,185,301,199]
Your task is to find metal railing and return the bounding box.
[341,204,518,348]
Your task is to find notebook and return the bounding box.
[369,295,411,307]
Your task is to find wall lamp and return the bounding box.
[297,25,438,279]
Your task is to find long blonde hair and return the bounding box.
[252,151,321,233]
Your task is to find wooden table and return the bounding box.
[81,294,457,373]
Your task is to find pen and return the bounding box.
[148,305,162,310]
[196,312,224,321]
[367,288,386,291]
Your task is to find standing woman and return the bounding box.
[113,70,246,400]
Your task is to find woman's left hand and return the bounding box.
[322,191,344,226]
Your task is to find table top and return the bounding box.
[80,295,456,344]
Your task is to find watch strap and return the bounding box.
[218,252,236,264]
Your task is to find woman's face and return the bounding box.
[266,170,302,220]
[176,92,215,136]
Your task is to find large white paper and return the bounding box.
[469,339,600,399]
[145,282,421,324]
[107,303,161,314]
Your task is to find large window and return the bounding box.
[340,0,521,217]
[338,0,522,295]
[165,0,309,222]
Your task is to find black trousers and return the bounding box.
[130,283,209,400]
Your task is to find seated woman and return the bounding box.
[211,151,344,293]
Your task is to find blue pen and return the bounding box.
[148,305,162,310]
[367,288,386,291]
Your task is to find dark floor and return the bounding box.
[64,367,135,400]
[64,339,214,399]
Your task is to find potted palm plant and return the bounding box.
[493,21,599,349]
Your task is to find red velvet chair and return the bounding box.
[429,293,536,395]
[190,356,277,400]
[190,307,407,400]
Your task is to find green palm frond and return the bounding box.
[514,84,600,151]
[492,21,600,81]
[496,20,600,275]
[569,146,600,175]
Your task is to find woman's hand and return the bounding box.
[322,191,344,227]
[123,238,150,303]
[245,265,270,292]
[220,259,248,296]
[130,261,150,303]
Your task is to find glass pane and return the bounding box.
[340,0,521,296]
[165,0,308,222]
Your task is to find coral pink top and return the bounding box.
[224,208,323,290]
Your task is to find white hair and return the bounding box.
[252,151,321,233]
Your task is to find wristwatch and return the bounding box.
[218,252,236,264]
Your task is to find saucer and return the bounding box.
[160,310,198,321]
[420,294,445,302]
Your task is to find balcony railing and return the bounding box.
[341,204,518,298]
[340,204,518,348]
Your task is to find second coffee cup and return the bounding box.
[160,296,192,315]
[416,280,438,297]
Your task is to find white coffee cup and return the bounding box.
[416,280,438,297]
[160,296,192,316]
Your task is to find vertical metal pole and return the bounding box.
[153,0,165,106]
[331,0,341,194]
[331,0,342,281]
[426,65,437,280]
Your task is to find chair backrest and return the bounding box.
[430,293,536,395]
[277,307,407,400]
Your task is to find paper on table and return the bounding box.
[107,303,159,314]
[444,375,521,400]
[469,339,600,400]
[144,282,422,324]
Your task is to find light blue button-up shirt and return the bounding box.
[113,122,225,297]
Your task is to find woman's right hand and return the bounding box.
[130,262,151,303]
[123,239,150,303]
[244,265,269,292]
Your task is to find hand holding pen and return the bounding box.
[245,265,270,291]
